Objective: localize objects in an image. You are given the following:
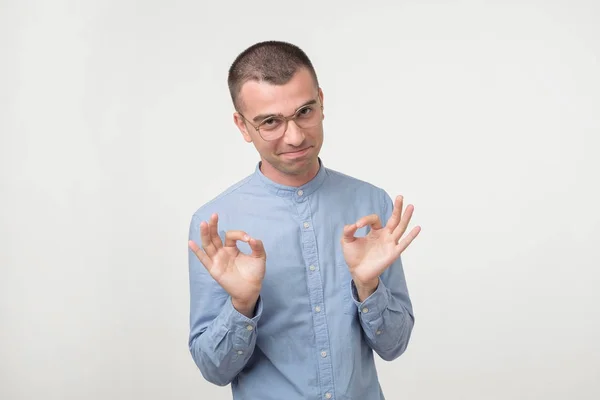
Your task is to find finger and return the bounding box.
[188,239,212,270]
[200,221,217,256]
[385,195,404,231]
[224,230,250,247]
[392,204,415,243]
[396,225,421,254]
[341,223,358,243]
[248,238,266,259]
[356,214,382,230]
[209,213,223,248]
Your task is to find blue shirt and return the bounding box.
[187,159,415,400]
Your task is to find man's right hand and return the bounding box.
[189,213,266,318]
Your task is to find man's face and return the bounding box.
[233,68,324,183]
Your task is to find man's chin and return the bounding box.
[277,157,316,175]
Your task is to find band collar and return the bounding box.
[254,157,328,198]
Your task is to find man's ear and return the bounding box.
[233,112,253,143]
[318,87,325,119]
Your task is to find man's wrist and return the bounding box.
[231,296,259,318]
[353,278,379,302]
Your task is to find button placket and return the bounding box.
[292,194,335,399]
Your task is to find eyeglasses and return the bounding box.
[238,99,324,141]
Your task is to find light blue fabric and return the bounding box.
[188,159,414,400]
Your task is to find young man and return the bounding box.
[187,40,421,400]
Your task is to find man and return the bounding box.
[187,40,421,400]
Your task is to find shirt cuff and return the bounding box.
[219,296,263,345]
[351,278,389,323]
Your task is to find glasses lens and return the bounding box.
[294,105,322,129]
[259,117,286,140]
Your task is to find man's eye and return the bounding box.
[260,117,283,131]
[298,107,313,116]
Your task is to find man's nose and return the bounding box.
[282,120,305,146]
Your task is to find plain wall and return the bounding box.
[1,0,599,399]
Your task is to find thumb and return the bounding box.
[248,238,266,259]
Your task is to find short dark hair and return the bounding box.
[227,40,319,111]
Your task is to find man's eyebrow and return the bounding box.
[252,99,318,123]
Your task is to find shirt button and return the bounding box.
[297,189,303,196]
[246,325,253,331]
[321,351,327,358]
[309,265,316,271]
[325,393,332,399]
[362,307,369,313]
[237,350,243,355]
[315,306,321,312]
[303,222,310,228]
[376,330,382,335]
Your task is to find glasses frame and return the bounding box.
[238,97,324,142]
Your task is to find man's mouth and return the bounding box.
[280,147,312,157]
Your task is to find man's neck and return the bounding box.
[259,159,320,187]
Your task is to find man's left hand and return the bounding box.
[341,195,421,299]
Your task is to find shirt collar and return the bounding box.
[254,157,328,198]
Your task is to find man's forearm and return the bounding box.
[351,278,414,361]
[190,296,262,386]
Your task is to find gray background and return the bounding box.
[1,0,599,399]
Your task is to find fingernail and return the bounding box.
[244,235,250,241]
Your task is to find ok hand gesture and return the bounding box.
[189,213,266,316]
[341,195,421,297]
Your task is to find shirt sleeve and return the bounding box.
[187,213,262,386]
[349,189,416,361]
